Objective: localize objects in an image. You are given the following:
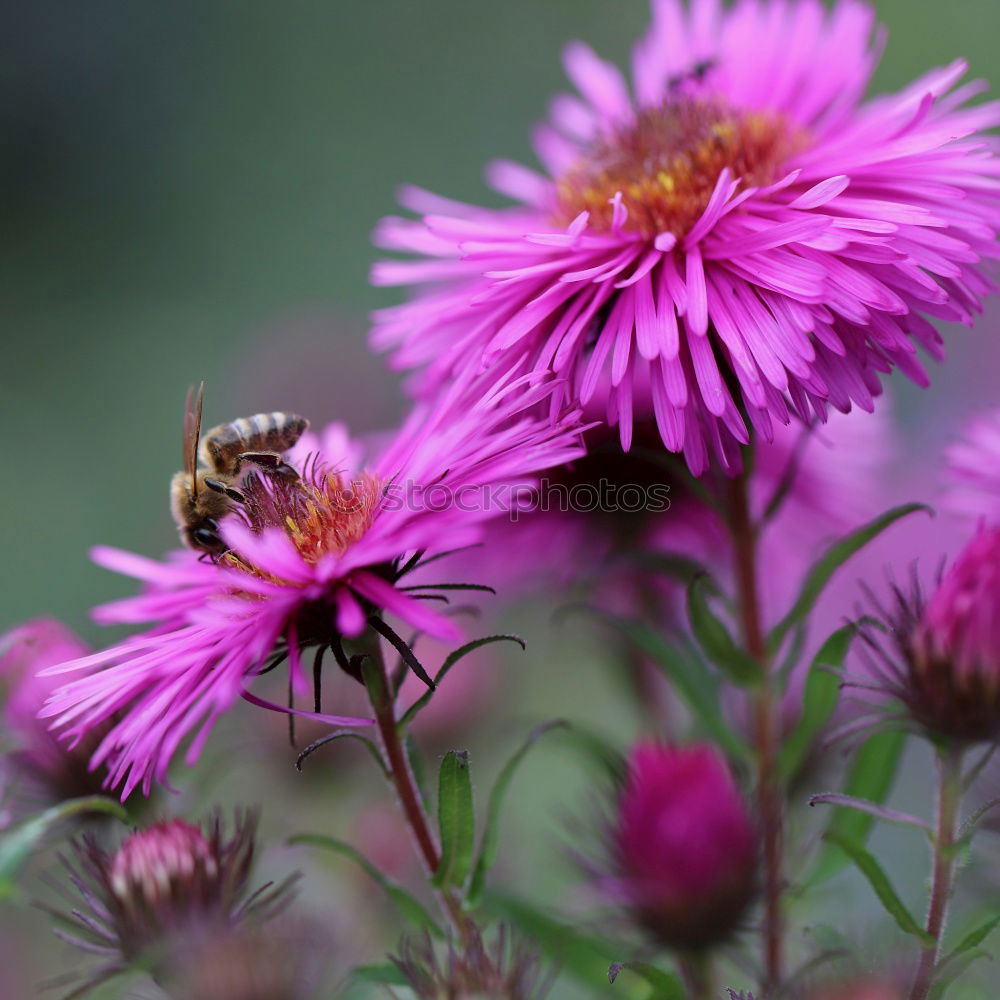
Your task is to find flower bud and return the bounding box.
[391,926,548,999]
[50,810,295,995]
[0,619,110,802]
[160,920,328,1000]
[610,743,757,950]
[864,528,1000,745]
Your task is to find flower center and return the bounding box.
[228,465,382,577]
[555,97,802,238]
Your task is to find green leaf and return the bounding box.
[938,914,1000,975]
[808,729,906,885]
[608,961,685,998]
[431,750,475,891]
[484,891,643,996]
[0,796,129,898]
[823,831,932,944]
[590,609,749,761]
[769,503,931,653]
[349,963,409,986]
[397,635,526,730]
[778,625,854,782]
[687,576,762,686]
[289,833,442,936]
[467,721,567,906]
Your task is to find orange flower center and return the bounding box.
[555,97,803,238]
[225,468,382,580]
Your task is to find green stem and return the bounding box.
[727,467,782,992]
[908,745,964,1000]
[363,639,473,942]
[678,952,713,999]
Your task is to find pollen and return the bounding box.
[555,97,804,238]
[227,466,382,577]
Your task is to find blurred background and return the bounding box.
[2,1,1000,997]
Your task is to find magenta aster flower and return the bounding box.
[607,741,757,950]
[858,526,1000,744]
[373,0,1000,474]
[40,382,586,798]
[943,406,1000,522]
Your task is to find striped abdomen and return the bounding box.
[200,412,308,474]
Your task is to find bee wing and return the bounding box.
[183,382,205,497]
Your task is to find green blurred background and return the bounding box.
[2,1,1000,997]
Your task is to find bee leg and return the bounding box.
[240,452,300,481]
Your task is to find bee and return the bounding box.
[170,383,309,554]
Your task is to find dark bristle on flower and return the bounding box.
[391,925,551,1000]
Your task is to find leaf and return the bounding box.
[349,963,410,986]
[484,891,642,995]
[368,616,436,690]
[769,503,931,653]
[431,750,475,891]
[938,914,1000,974]
[294,731,388,777]
[808,793,930,836]
[608,961,685,997]
[288,834,442,936]
[778,625,854,782]
[589,609,749,761]
[687,576,762,686]
[467,721,567,906]
[397,634,526,730]
[808,729,906,885]
[0,797,129,897]
[823,831,932,944]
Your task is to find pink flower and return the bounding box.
[943,406,1000,523]
[609,742,757,949]
[373,0,1000,474]
[0,619,112,802]
[860,526,1000,744]
[40,382,586,798]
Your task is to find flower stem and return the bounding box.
[726,467,782,991]
[908,745,964,1000]
[363,640,473,941]
[678,952,713,999]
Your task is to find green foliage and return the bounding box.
[768,503,931,654]
[778,625,853,782]
[686,576,761,686]
[808,730,906,885]
[397,634,526,730]
[823,830,933,944]
[0,797,129,900]
[432,751,475,891]
[467,720,567,906]
[590,608,750,761]
[288,833,443,937]
[608,961,685,998]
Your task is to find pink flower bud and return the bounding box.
[0,618,109,801]
[907,527,1000,743]
[611,742,757,950]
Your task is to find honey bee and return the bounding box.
[170,383,309,554]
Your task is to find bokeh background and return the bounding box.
[2,1,1000,997]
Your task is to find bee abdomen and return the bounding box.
[200,412,309,473]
